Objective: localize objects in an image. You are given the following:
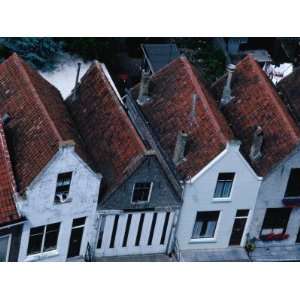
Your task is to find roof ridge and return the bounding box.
[180,56,231,144]
[96,62,147,153]
[247,55,300,141]
[9,53,63,142]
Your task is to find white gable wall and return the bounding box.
[17,146,101,261]
[176,142,261,251]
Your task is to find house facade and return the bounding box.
[0,54,101,262]
[212,55,300,261]
[66,62,181,258]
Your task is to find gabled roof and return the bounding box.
[131,56,234,180]
[211,55,300,176]
[142,44,181,73]
[66,62,147,196]
[0,120,20,224]
[277,66,300,125]
[0,53,90,193]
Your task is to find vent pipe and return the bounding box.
[137,69,151,105]
[220,64,236,107]
[173,131,188,165]
[72,63,81,102]
[250,126,264,161]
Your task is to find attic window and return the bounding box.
[54,172,72,204]
[131,182,153,203]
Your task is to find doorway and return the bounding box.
[67,217,86,258]
[229,210,249,246]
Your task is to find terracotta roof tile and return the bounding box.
[0,120,20,224]
[131,56,233,179]
[0,53,90,193]
[211,55,300,176]
[66,62,146,195]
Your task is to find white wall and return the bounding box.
[17,146,101,262]
[176,142,261,250]
[249,148,300,247]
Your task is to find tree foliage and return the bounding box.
[0,37,64,72]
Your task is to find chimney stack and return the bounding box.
[250,126,264,161]
[137,69,151,105]
[72,62,81,102]
[173,131,189,165]
[220,64,236,107]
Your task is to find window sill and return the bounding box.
[212,197,232,203]
[189,238,217,244]
[25,250,59,262]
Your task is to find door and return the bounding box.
[67,217,86,258]
[0,235,11,262]
[229,210,249,246]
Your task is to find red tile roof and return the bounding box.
[0,120,20,224]
[66,62,146,196]
[0,53,90,193]
[131,56,233,179]
[211,55,300,176]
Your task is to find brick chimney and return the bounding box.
[249,126,264,161]
[137,69,151,105]
[173,131,188,165]
[220,64,236,107]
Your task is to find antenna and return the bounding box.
[188,92,199,128]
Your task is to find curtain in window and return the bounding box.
[192,221,203,239]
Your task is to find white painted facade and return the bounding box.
[249,147,300,247]
[94,210,177,257]
[17,145,101,262]
[176,141,262,251]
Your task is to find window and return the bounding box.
[122,214,132,247]
[97,217,106,249]
[191,211,220,239]
[160,212,170,245]
[54,172,72,203]
[214,173,235,198]
[109,215,119,248]
[0,235,10,262]
[135,213,145,246]
[261,208,291,236]
[27,223,60,255]
[285,169,300,197]
[132,182,152,203]
[148,213,157,246]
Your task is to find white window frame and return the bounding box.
[131,182,153,204]
[213,172,235,201]
[27,223,60,256]
[0,234,11,262]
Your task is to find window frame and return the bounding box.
[131,182,153,204]
[213,172,235,199]
[260,208,291,236]
[190,211,220,242]
[0,234,11,262]
[285,168,300,198]
[27,223,60,256]
[54,172,73,204]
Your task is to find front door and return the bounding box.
[67,217,86,258]
[229,209,249,246]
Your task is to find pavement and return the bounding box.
[179,247,250,262]
[95,253,176,262]
[249,245,300,261]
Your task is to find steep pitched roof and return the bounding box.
[0,120,20,224]
[131,56,234,179]
[66,62,147,196]
[0,53,90,193]
[211,55,300,176]
[277,66,300,126]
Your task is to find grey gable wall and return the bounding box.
[100,155,180,211]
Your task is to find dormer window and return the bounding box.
[54,172,72,204]
[131,182,153,204]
